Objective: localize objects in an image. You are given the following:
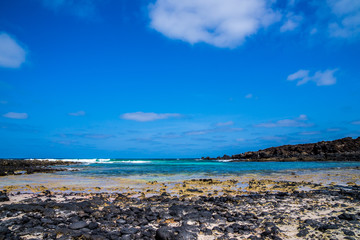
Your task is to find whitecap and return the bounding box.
[216,159,233,162]
[26,158,112,164]
[118,160,152,164]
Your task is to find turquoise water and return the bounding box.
[52,159,360,180]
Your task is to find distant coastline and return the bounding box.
[0,159,77,176]
[203,137,360,162]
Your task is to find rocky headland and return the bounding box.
[0,159,77,176]
[203,137,360,162]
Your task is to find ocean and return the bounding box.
[33,158,360,181]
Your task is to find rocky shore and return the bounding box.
[203,137,360,162]
[0,159,77,176]
[0,175,360,240]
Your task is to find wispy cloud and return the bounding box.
[149,0,281,48]
[351,120,360,125]
[60,133,114,140]
[245,93,253,99]
[327,0,360,38]
[284,0,360,40]
[255,114,313,128]
[185,130,209,136]
[260,135,287,142]
[192,137,225,143]
[0,33,27,68]
[40,0,97,18]
[128,137,161,145]
[280,13,303,32]
[79,134,113,139]
[157,132,182,139]
[236,138,246,142]
[185,126,242,136]
[299,131,321,136]
[68,110,86,116]
[326,128,342,132]
[287,69,338,86]
[2,112,28,119]
[216,121,234,127]
[0,122,37,132]
[54,139,79,146]
[121,112,182,122]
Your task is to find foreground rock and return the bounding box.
[0,180,359,240]
[0,159,78,176]
[203,137,360,161]
[0,191,9,202]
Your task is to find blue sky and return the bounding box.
[0,0,360,158]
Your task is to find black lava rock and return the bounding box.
[69,221,88,230]
[339,213,357,221]
[0,191,9,202]
[88,222,99,230]
[297,229,309,237]
[343,229,355,236]
[155,227,174,240]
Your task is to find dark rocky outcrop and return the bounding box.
[203,137,360,161]
[1,182,359,240]
[0,159,78,176]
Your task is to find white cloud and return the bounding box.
[69,110,86,116]
[121,112,181,122]
[0,33,26,68]
[287,69,309,82]
[327,0,360,38]
[149,0,281,48]
[216,121,234,127]
[3,112,28,119]
[287,69,338,86]
[256,115,312,128]
[148,0,360,47]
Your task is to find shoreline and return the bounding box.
[1,166,359,192]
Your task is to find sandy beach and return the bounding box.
[1,167,359,240]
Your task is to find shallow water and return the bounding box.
[49,158,360,181]
[1,159,360,193]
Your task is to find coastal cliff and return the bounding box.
[203,137,360,161]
